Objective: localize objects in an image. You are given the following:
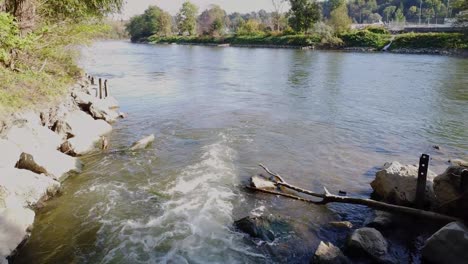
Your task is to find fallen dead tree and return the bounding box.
[248,164,461,224]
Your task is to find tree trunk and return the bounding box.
[5,0,36,33]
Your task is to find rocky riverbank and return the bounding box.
[0,75,122,263]
[238,160,468,263]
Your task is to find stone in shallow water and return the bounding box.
[234,215,288,242]
[250,175,276,190]
[129,134,155,151]
[347,227,393,263]
[313,241,350,264]
[422,221,468,264]
[371,161,436,206]
[329,221,353,229]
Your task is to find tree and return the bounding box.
[271,0,286,31]
[288,0,321,33]
[197,5,227,35]
[408,5,419,19]
[329,3,352,33]
[237,19,263,35]
[126,6,173,41]
[176,1,198,36]
[383,5,397,23]
[395,3,406,23]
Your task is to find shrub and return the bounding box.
[391,33,468,49]
[365,25,389,35]
[340,30,391,49]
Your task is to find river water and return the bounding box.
[13,41,468,263]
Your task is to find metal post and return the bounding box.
[99,78,102,99]
[416,154,430,208]
[104,80,108,98]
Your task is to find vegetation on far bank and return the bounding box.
[0,0,124,113]
[127,0,468,51]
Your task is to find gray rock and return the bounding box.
[129,134,155,151]
[250,175,276,190]
[5,124,62,153]
[449,159,468,167]
[433,166,468,218]
[0,168,60,207]
[89,102,119,122]
[16,150,82,182]
[313,241,350,264]
[366,211,394,230]
[347,227,389,262]
[371,161,436,206]
[0,140,21,169]
[234,215,288,242]
[422,221,468,264]
[329,221,353,229]
[0,205,35,262]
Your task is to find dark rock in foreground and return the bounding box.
[234,215,289,242]
[422,221,468,264]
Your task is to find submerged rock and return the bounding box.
[329,221,353,229]
[371,161,436,206]
[16,150,82,182]
[0,168,60,207]
[129,134,155,151]
[234,215,288,242]
[347,227,390,263]
[433,166,468,218]
[250,175,276,190]
[0,140,21,168]
[366,211,394,230]
[313,241,350,264]
[421,221,468,264]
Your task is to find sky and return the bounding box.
[121,0,287,18]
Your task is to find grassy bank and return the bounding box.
[147,30,468,52]
[0,18,116,114]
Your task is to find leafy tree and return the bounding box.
[395,3,406,23]
[368,12,382,22]
[176,1,198,36]
[197,5,227,35]
[407,5,419,19]
[237,19,263,35]
[329,3,352,33]
[288,0,321,33]
[126,6,173,42]
[383,5,397,22]
[38,0,123,22]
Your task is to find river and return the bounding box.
[13,41,468,264]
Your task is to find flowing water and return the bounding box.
[13,42,468,264]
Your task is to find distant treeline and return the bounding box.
[126,0,468,42]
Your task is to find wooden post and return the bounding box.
[99,78,103,99]
[91,77,95,85]
[104,80,108,98]
[415,154,430,208]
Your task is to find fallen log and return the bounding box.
[249,164,461,224]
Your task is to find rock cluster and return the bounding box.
[0,75,121,262]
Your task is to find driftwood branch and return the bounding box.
[251,164,460,223]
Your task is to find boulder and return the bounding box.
[250,175,276,190]
[16,150,82,182]
[5,124,62,153]
[62,110,112,138]
[61,136,104,156]
[329,221,353,229]
[72,91,96,108]
[433,166,468,217]
[449,159,468,167]
[89,102,119,122]
[421,222,468,264]
[313,241,350,264]
[0,205,35,262]
[102,96,119,109]
[234,215,289,242]
[371,161,437,206]
[129,134,155,151]
[0,168,60,207]
[366,211,394,230]
[0,140,21,168]
[347,227,390,262]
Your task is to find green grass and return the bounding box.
[391,33,468,50]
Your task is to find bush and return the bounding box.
[340,30,391,49]
[365,25,389,35]
[391,33,468,49]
